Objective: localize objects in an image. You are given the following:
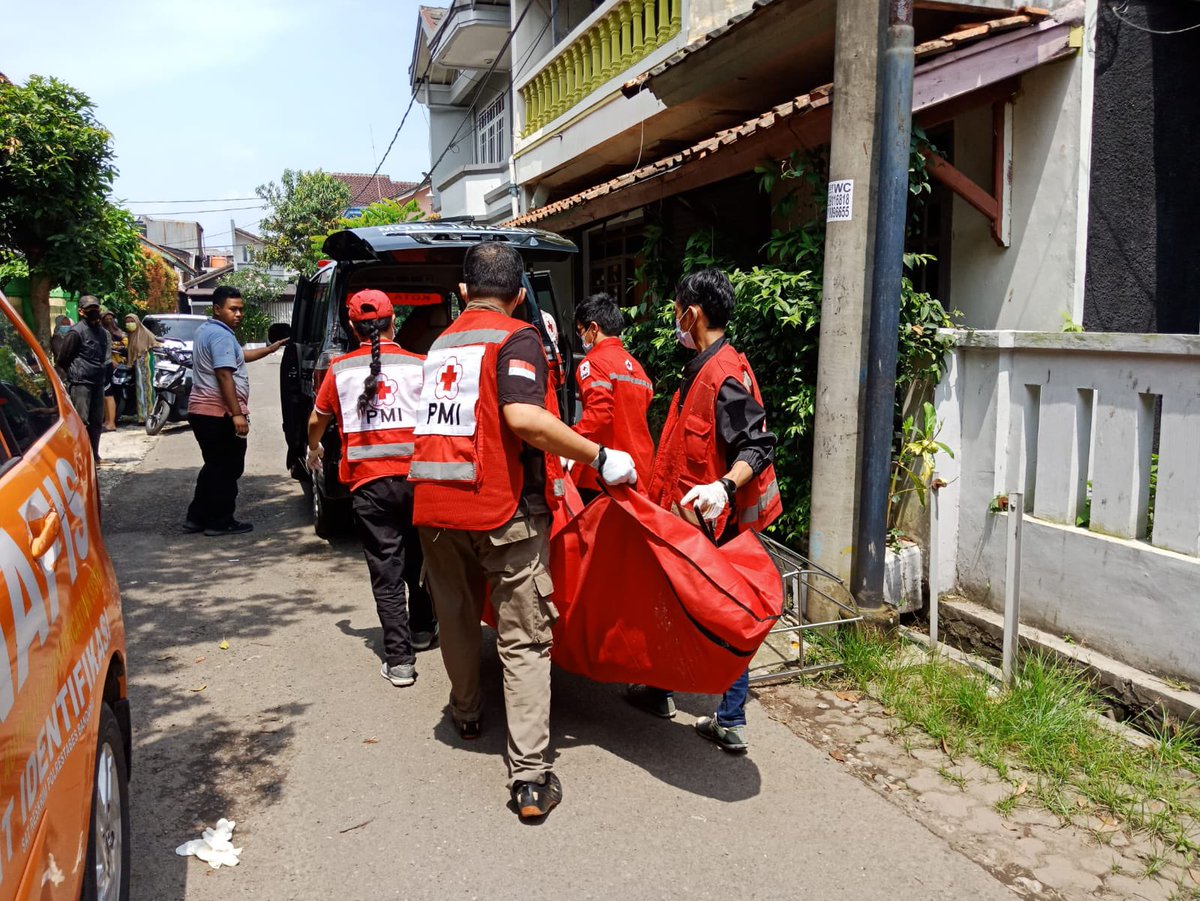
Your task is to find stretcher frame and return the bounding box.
[748,535,863,685]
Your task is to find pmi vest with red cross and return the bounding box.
[328,341,424,488]
[648,342,782,536]
[409,308,566,531]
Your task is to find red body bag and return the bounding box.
[547,487,783,693]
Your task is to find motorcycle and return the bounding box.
[110,364,136,421]
[145,345,193,435]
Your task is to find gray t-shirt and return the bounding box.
[191,319,249,416]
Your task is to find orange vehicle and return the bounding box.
[0,291,131,900]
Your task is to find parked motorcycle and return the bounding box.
[110,364,136,421]
[145,345,193,435]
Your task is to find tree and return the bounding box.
[310,196,425,259]
[0,75,143,342]
[255,169,352,277]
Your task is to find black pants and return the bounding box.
[352,476,436,667]
[186,414,247,528]
[69,381,104,461]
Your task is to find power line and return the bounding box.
[133,203,266,215]
[123,196,259,204]
[1104,0,1200,34]
[423,0,535,191]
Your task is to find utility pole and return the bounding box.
[853,0,915,609]
[808,0,887,611]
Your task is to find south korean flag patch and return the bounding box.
[578,360,591,379]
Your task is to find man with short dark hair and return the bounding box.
[55,296,109,460]
[571,292,654,501]
[629,268,782,752]
[184,285,286,535]
[411,242,638,820]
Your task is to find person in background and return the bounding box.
[410,243,638,821]
[183,286,287,536]
[100,308,127,431]
[571,292,655,503]
[306,290,438,688]
[628,268,782,753]
[124,313,160,424]
[54,296,109,460]
[50,314,73,373]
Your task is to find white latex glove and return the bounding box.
[593,447,637,486]
[306,444,323,472]
[681,481,729,522]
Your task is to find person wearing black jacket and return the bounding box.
[54,296,110,460]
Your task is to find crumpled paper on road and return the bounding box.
[175,818,243,868]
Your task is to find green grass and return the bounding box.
[815,629,1200,866]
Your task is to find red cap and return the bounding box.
[347,289,394,323]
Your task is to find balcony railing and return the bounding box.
[520,0,683,136]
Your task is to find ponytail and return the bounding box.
[355,318,388,416]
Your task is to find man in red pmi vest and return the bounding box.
[632,268,782,752]
[410,243,638,820]
[307,290,437,688]
[571,292,655,501]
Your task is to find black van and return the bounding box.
[279,222,578,536]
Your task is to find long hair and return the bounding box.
[355,317,390,416]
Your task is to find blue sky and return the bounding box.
[1,0,433,250]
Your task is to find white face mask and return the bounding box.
[675,312,696,350]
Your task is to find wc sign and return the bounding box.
[827,179,854,222]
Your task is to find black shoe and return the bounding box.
[511,772,562,820]
[182,520,205,534]
[456,718,481,741]
[204,520,253,536]
[626,684,677,719]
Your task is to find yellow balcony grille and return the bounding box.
[520,0,682,136]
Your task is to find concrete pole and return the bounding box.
[808,0,886,616]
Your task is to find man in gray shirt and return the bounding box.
[184,286,286,535]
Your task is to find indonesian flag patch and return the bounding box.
[508,359,537,381]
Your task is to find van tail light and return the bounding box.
[314,350,335,394]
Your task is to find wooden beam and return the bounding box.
[991,99,1013,247]
[923,149,999,221]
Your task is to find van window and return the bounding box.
[0,311,59,459]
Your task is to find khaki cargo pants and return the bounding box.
[419,512,557,786]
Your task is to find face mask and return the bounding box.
[55,325,72,338]
[125,322,137,332]
[84,310,100,323]
[675,313,696,350]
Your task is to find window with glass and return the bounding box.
[477,93,507,166]
[0,310,59,461]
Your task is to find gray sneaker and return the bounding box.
[625,684,677,719]
[695,715,748,752]
[380,662,416,687]
[412,624,439,652]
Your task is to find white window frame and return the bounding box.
[477,93,507,166]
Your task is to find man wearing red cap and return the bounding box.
[306,289,437,687]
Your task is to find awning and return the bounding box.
[506,8,1080,232]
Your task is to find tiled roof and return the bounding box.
[623,3,1051,97]
[419,5,446,36]
[330,173,422,205]
[508,10,1053,228]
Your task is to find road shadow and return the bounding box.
[427,628,763,803]
[104,457,358,900]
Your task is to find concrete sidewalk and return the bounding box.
[103,359,1015,900]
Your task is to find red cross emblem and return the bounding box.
[371,374,398,407]
[434,357,463,400]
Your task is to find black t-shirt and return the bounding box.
[496,328,549,513]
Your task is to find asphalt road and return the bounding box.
[103,358,1015,901]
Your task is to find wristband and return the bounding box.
[719,477,737,501]
[590,445,607,472]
